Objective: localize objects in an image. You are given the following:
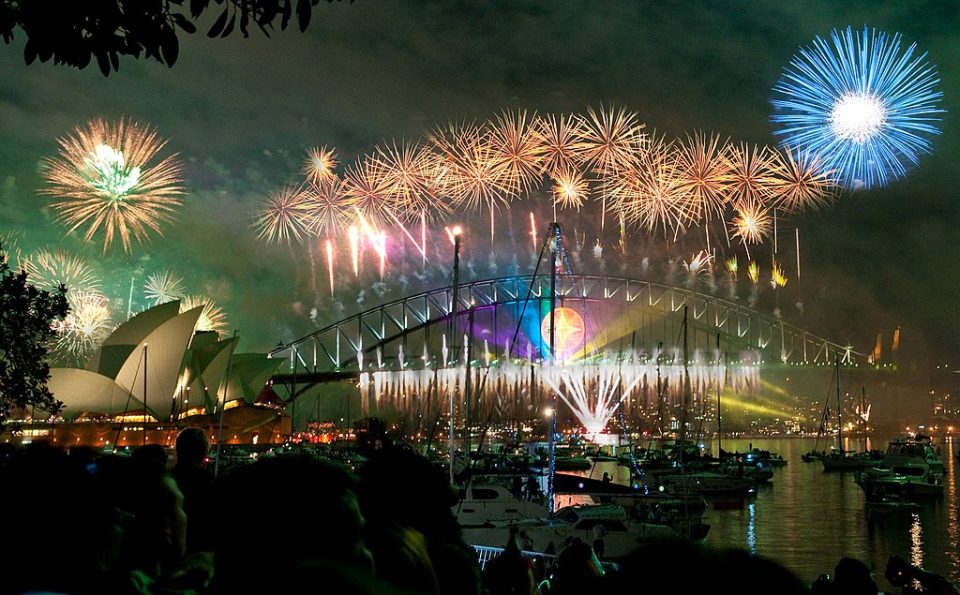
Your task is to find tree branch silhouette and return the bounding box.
[0,0,343,76]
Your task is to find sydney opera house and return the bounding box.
[14,301,290,447]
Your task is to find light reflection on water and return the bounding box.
[570,437,960,590]
[910,513,924,568]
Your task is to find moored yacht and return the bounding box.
[855,434,944,501]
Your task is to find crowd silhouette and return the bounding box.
[0,437,957,594]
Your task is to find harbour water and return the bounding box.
[572,436,959,590]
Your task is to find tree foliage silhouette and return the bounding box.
[0,0,341,76]
[0,245,69,423]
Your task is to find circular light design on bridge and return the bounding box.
[541,307,585,359]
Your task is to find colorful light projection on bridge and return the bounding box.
[540,306,586,361]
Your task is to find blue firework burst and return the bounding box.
[771,26,943,190]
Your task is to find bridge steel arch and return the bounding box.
[270,275,864,376]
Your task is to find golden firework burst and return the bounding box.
[181,295,228,335]
[768,147,837,214]
[22,248,100,293]
[676,132,733,224]
[730,199,773,245]
[551,169,589,211]
[252,186,315,245]
[576,104,646,175]
[42,118,184,253]
[488,110,545,196]
[534,112,587,176]
[302,146,338,185]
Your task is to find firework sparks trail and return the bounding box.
[684,250,713,287]
[771,26,943,190]
[42,118,184,253]
[325,240,335,296]
[771,258,788,288]
[747,261,760,284]
[542,365,646,435]
[726,256,739,279]
[349,226,360,277]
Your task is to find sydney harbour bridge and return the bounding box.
[268,268,867,437]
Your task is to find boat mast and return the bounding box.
[679,306,690,461]
[716,333,722,456]
[449,227,462,485]
[143,343,148,446]
[656,341,664,450]
[835,354,842,454]
[546,222,560,514]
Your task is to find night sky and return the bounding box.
[1,1,957,377]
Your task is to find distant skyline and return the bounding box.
[0,1,956,371]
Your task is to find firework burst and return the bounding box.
[676,132,733,224]
[429,122,512,237]
[374,141,445,221]
[772,26,943,190]
[52,290,113,364]
[22,249,100,293]
[606,135,694,237]
[730,200,773,245]
[576,105,646,174]
[181,295,228,335]
[769,147,837,214]
[488,110,545,196]
[302,146,338,185]
[770,258,788,288]
[534,113,586,175]
[724,143,777,209]
[144,270,184,305]
[42,118,184,253]
[252,186,315,245]
[726,256,739,278]
[309,177,353,237]
[683,250,713,285]
[551,169,589,211]
[342,156,398,228]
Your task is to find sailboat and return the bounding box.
[821,357,882,471]
[801,389,831,462]
[648,308,755,498]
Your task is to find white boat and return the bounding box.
[460,502,708,560]
[454,480,549,527]
[855,435,945,501]
[454,475,709,559]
